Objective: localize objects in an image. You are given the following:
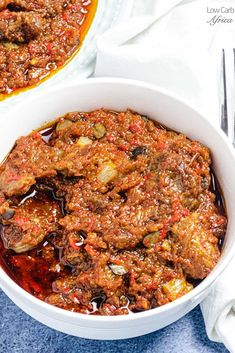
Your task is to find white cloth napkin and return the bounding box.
[201,256,235,352]
[94,0,235,351]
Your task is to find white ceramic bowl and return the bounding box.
[1,78,235,340]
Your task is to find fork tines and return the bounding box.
[221,49,228,135]
[221,49,235,145]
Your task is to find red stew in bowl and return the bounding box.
[0,0,97,99]
[0,109,227,315]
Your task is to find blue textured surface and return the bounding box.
[0,290,229,353]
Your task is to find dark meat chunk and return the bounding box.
[1,193,60,252]
[172,212,221,279]
[0,11,46,43]
[0,0,24,11]
[0,132,59,196]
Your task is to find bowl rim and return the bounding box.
[1,77,235,323]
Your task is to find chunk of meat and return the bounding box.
[1,194,60,252]
[172,212,220,279]
[0,132,59,196]
[0,11,46,43]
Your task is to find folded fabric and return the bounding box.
[95,0,224,123]
[94,0,235,351]
[201,256,235,353]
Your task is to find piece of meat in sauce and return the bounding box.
[0,11,46,43]
[172,212,226,279]
[0,132,59,197]
[0,193,60,252]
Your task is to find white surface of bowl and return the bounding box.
[0,78,235,340]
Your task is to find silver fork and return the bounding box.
[234,48,235,147]
[220,48,235,144]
